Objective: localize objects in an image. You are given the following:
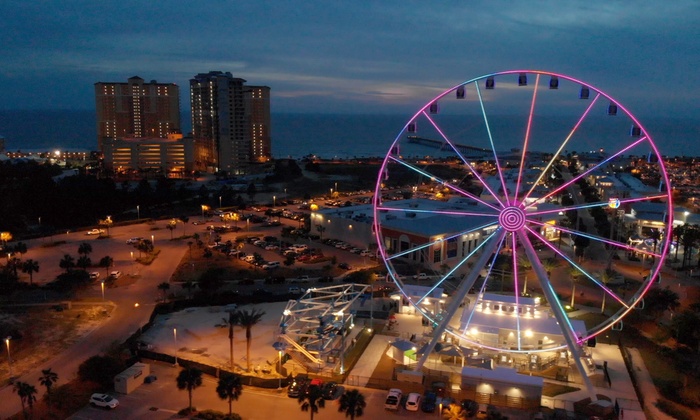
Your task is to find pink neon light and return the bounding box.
[514,74,540,204]
[422,111,506,208]
[528,194,668,217]
[387,155,501,211]
[520,94,601,204]
[525,136,647,210]
[475,82,511,206]
[377,206,500,218]
[525,226,629,309]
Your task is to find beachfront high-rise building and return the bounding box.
[94,76,181,151]
[190,71,271,175]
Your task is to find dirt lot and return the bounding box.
[0,303,113,386]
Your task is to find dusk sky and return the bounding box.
[1,1,699,119]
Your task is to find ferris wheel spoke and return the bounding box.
[528,219,662,259]
[513,74,540,205]
[385,220,499,261]
[527,194,668,217]
[511,233,524,350]
[376,205,500,218]
[525,226,630,309]
[421,111,506,208]
[475,81,511,206]
[524,136,648,210]
[387,155,501,211]
[520,93,601,204]
[415,228,502,305]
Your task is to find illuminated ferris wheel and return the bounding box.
[373,70,672,377]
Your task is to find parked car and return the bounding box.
[89,393,119,409]
[384,388,402,410]
[126,237,143,244]
[287,377,309,397]
[338,262,352,270]
[405,392,421,411]
[321,381,338,399]
[89,272,100,281]
[109,271,122,279]
[288,286,303,295]
[420,391,437,413]
[86,229,105,235]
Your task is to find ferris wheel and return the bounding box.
[373,70,673,372]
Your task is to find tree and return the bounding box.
[99,255,113,277]
[13,381,37,420]
[223,310,240,370]
[166,220,177,239]
[99,216,113,236]
[237,308,266,371]
[599,270,612,314]
[157,282,170,302]
[78,242,93,257]
[13,242,27,256]
[246,182,257,203]
[176,367,203,413]
[316,224,326,239]
[517,255,532,295]
[442,403,467,419]
[338,388,366,420]
[180,215,189,236]
[216,373,243,416]
[644,287,680,316]
[298,383,325,420]
[39,368,59,415]
[137,239,153,257]
[183,280,197,298]
[77,255,92,271]
[568,267,581,308]
[59,254,75,272]
[21,259,39,285]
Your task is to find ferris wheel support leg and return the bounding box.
[520,230,598,402]
[416,232,503,370]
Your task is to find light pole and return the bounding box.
[278,350,283,389]
[151,235,155,246]
[5,336,12,378]
[219,196,222,209]
[137,205,140,220]
[273,195,276,207]
[101,280,105,300]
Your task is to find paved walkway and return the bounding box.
[346,334,392,386]
[626,347,675,420]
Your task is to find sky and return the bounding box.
[1,0,699,119]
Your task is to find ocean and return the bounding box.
[0,110,698,158]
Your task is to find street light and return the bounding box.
[101,280,105,300]
[273,195,276,207]
[5,336,12,378]
[151,235,155,246]
[278,350,283,389]
[219,196,222,209]
[137,205,140,220]
[173,327,178,366]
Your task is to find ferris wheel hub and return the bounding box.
[499,206,526,231]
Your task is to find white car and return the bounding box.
[89,272,100,281]
[384,388,402,411]
[110,271,122,279]
[405,392,421,411]
[126,237,143,244]
[86,229,105,235]
[89,393,119,409]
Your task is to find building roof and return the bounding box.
[461,365,544,387]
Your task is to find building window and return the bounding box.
[433,248,442,263]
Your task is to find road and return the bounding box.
[67,361,484,420]
[0,221,188,419]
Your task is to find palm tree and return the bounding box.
[183,280,196,298]
[517,255,532,295]
[180,216,189,236]
[21,259,39,285]
[166,221,177,240]
[569,267,581,308]
[77,255,92,271]
[442,402,467,419]
[157,282,170,302]
[223,310,240,370]
[298,383,325,420]
[99,255,113,277]
[338,388,366,420]
[39,368,59,414]
[600,270,612,314]
[176,367,203,413]
[59,254,75,272]
[13,381,37,420]
[237,309,266,371]
[216,373,242,416]
[78,242,93,257]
